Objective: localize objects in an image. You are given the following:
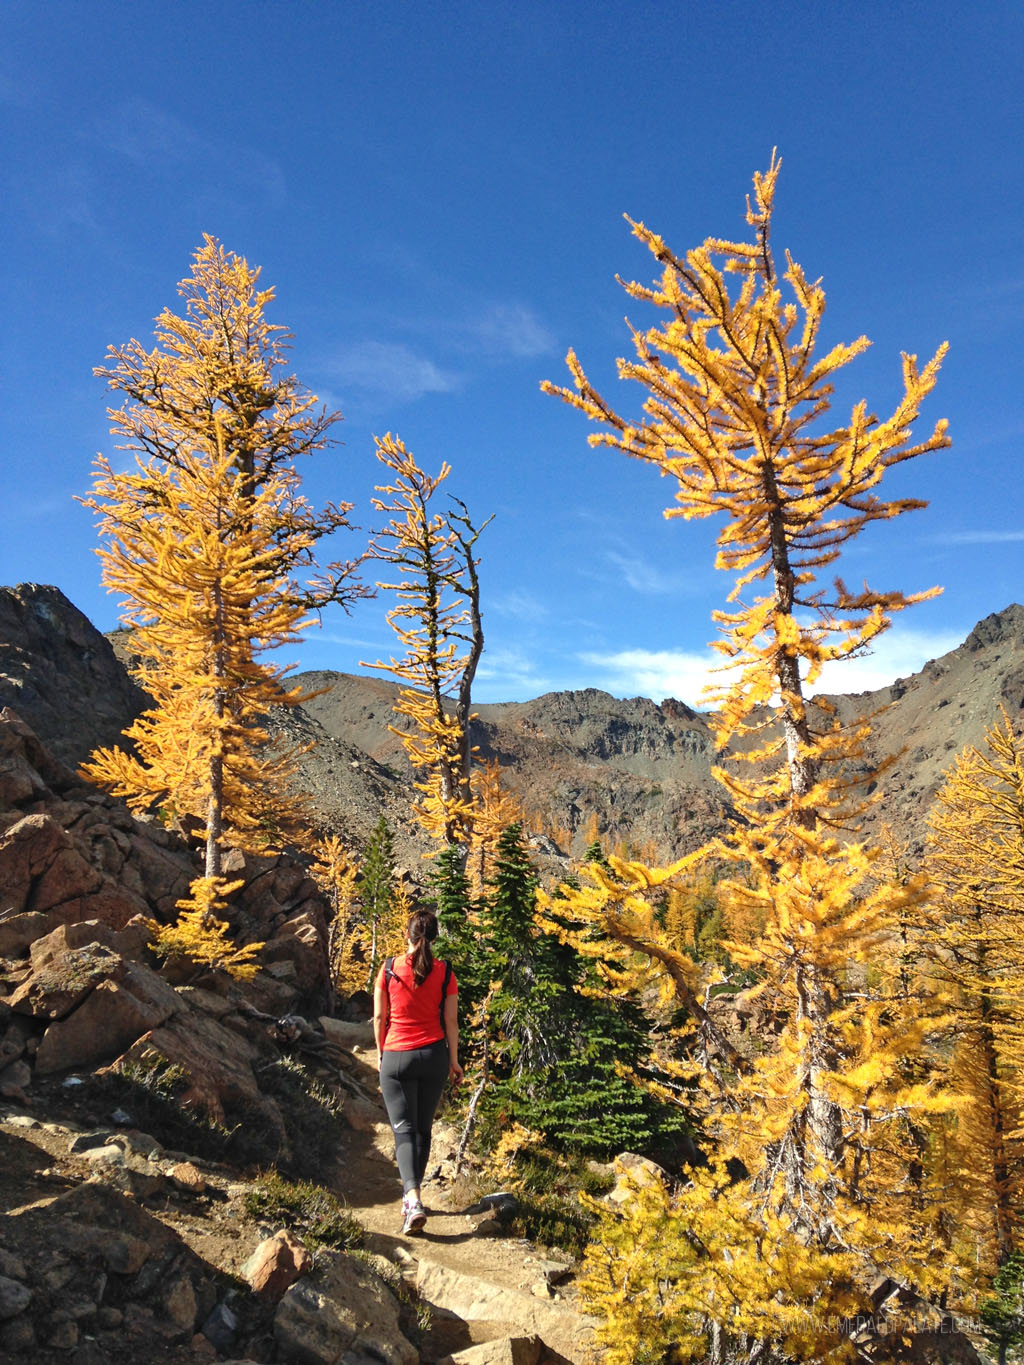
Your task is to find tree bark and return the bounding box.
[205,576,226,882]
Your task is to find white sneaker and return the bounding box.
[401,1195,426,1234]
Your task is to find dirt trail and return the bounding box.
[329,1041,595,1364]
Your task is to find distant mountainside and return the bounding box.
[290,672,726,867]
[292,601,1024,864]
[826,605,1024,853]
[2,583,1022,871]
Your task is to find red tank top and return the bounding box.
[377,955,457,1051]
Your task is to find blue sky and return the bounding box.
[3,1,1022,704]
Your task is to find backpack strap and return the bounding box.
[382,957,395,1038]
[439,960,453,1031]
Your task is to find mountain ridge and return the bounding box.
[2,583,1022,869]
[292,601,1024,863]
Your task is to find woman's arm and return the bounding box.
[373,977,389,1069]
[444,992,463,1085]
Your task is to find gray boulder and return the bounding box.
[274,1251,418,1365]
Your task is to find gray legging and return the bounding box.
[379,1039,449,1194]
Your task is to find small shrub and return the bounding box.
[253,1055,347,1180]
[86,1049,347,1176]
[243,1171,363,1254]
[479,1124,609,1259]
[118,1053,190,1097]
[86,1051,234,1160]
[505,1191,595,1259]
[579,1165,616,1199]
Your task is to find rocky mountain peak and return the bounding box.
[0,584,146,769]
[963,602,1024,653]
[2,583,1023,865]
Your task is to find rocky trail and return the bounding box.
[322,1022,595,1364]
[0,694,597,1363]
[0,1019,596,1365]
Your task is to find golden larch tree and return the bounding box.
[309,833,362,1000]
[542,156,957,1361]
[93,235,356,599]
[82,240,362,956]
[925,708,1024,1273]
[148,875,262,981]
[468,757,529,895]
[364,433,491,853]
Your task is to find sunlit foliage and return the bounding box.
[147,875,262,980]
[925,709,1024,1272]
[308,833,362,998]
[543,156,955,1360]
[82,239,361,879]
[363,434,491,852]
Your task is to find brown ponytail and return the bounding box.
[407,909,438,986]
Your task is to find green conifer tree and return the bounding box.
[430,842,487,1015]
[583,838,610,869]
[981,1252,1024,1365]
[430,840,474,922]
[540,876,690,1158]
[482,823,559,1084]
[480,824,689,1158]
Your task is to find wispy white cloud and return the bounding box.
[309,387,345,419]
[580,647,717,705]
[810,627,964,696]
[605,550,677,594]
[930,530,1024,546]
[490,589,550,622]
[325,341,460,404]
[581,626,966,706]
[99,100,200,165]
[306,633,388,650]
[575,507,611,527]
[476,646,549,699]
[92,98,287,204]
[470,303,555,359]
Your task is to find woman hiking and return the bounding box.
[373,908,463,1234]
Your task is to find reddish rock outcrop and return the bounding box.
[242,1229,311,1300]
[0,707,332,1010]
[0,706,338,1154]
[9,939,126,1020]
[34,961,182,1074]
